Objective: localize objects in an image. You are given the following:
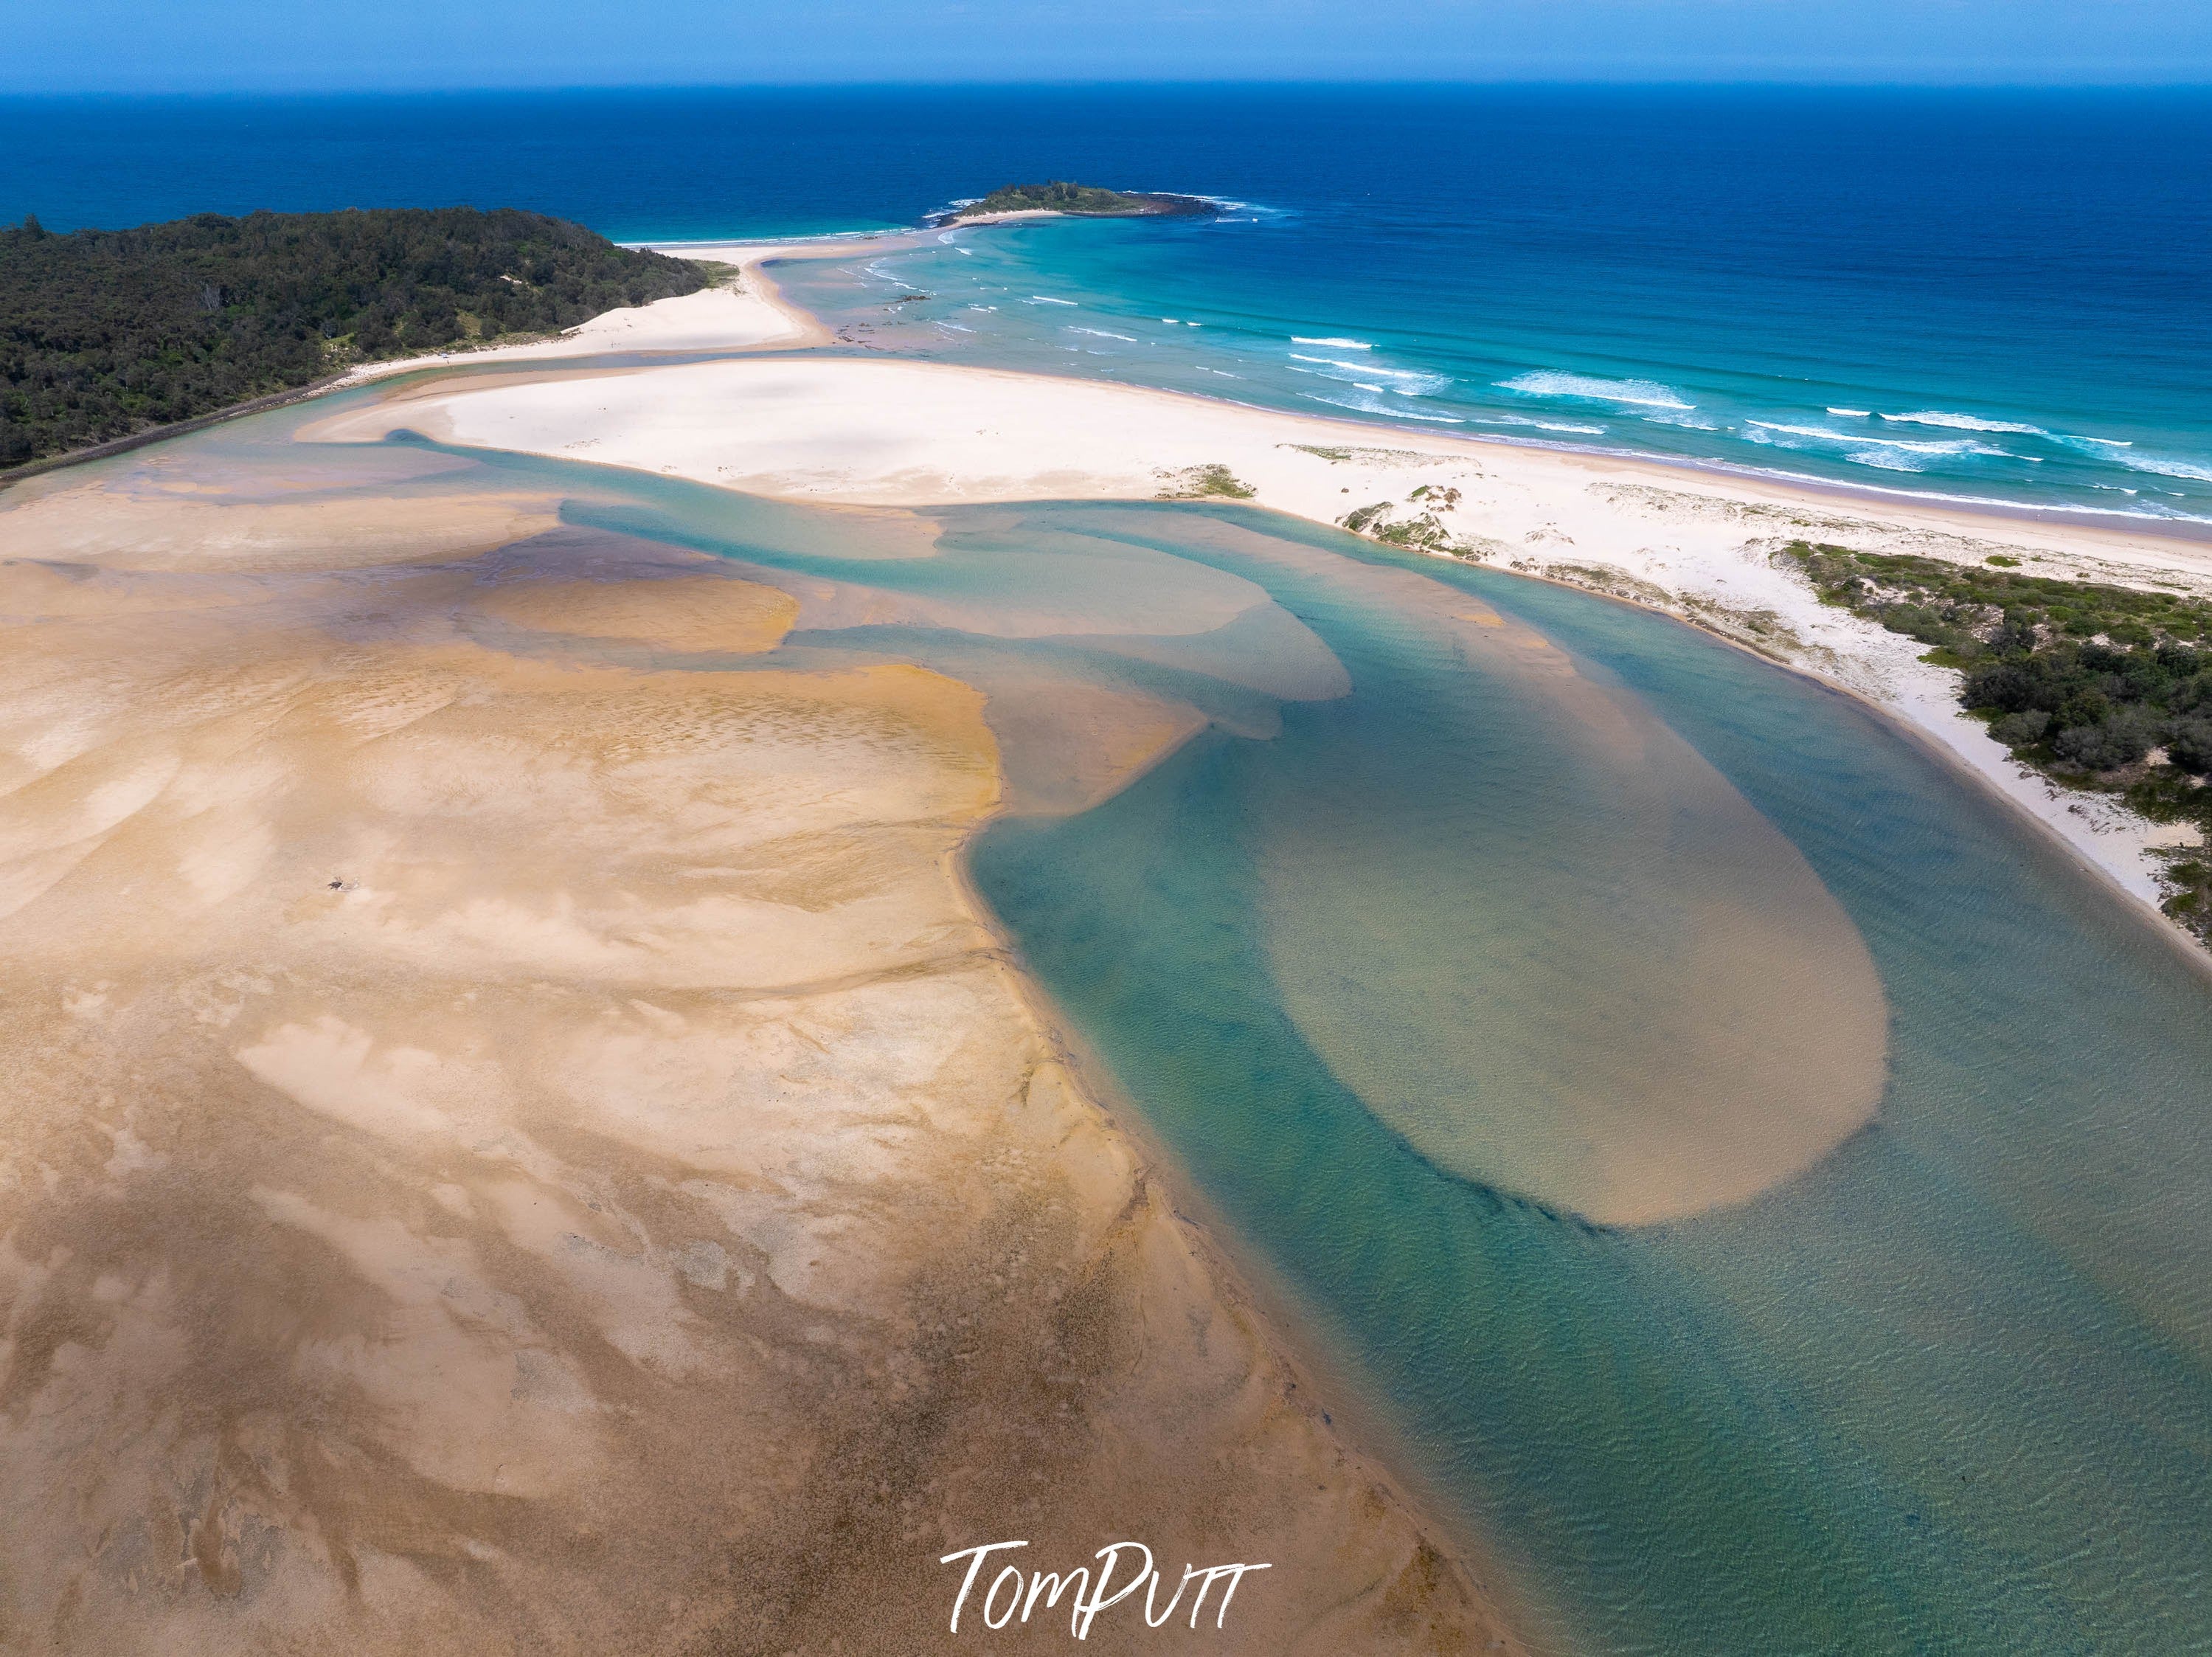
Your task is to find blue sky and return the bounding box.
[3,0,2206,91]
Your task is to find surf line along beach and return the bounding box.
[322,235,2212,943]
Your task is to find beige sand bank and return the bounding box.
[305,342,2211,923]
[0,463,1518,1654]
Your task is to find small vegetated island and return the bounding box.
[1785,542,2212,935]
[937,181,1216,224]
[0,207,709,467]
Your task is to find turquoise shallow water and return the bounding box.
[963,513,2212,1653]
[71,393,2212,1653]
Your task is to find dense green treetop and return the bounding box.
[0,207,709,466]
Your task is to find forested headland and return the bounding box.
[1,207,708,467]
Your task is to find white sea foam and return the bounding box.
[1827,407,1873,418]
[1292,336,1374,349]
[1744,420,1993,455]
[1645,412,1722,431]
[1746,421,1878,443]
[1292,351,1451,393]
[1355,382,1386,392]
[2053,435,2210,482]
[1292,355,1450,395]
[1471,415,1608,436]
[1297,393,1464,424]
[1879,409,2048,435]
[1069,328,1139,342]
[2107,450,2212,483]
[1499,371,1692,410]
[1028,296,1078,306]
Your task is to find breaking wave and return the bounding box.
[1498,371,1693,410]
[1879,410,2049,435]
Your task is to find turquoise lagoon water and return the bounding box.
[305,419,2208,1653]
[964,510,2212,1654]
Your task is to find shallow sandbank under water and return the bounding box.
[969,506,2212,1655]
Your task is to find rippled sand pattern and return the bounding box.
[1193,522,1890,1225]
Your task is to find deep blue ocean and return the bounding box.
[5,85,2211,519]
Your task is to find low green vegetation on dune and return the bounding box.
[1157,461,1255,499]
[1783,541,2212,935]
[1,207,709,466]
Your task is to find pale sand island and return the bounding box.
[0,231,2200,1654]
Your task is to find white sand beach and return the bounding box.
[308,255,2212,929]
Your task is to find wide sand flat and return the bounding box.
[0,463,1515,1654]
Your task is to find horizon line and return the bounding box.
[5,76,2212,98]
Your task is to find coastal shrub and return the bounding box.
[2166,716,2212,775]
[2053,713,2154,772]
[0,207,709,466]
[1157,463,1256,500]
[1781,541,2212,940]
[1988,708,2050,748]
